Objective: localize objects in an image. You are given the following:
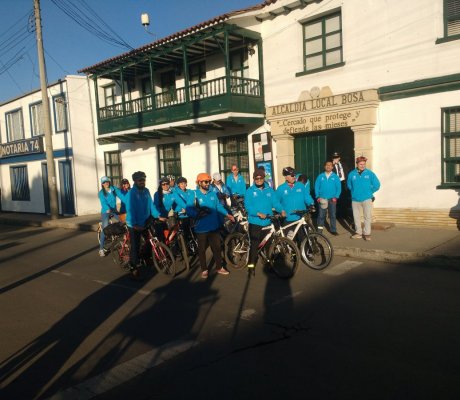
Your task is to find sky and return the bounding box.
[0,0,262,103]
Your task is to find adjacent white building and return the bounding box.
[76,0,460,227]
[0,75,98,215]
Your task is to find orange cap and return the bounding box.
[196,172,211,184]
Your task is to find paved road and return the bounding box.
[0,225,459,400]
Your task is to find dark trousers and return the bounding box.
[128,227,142,267]
[196,230,222,271]
[248,224,265,265]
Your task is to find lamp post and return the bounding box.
[34,0,59,219]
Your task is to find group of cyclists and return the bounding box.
[98,155,380,279]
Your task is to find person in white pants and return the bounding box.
[346,156,381,241]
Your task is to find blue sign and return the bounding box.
[0,137,44,159]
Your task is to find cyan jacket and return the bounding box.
[153,190,186,218]
[113,187,129,214]
[174,188,196,218]
[245,184,283,227]
[347,169,381,202]
[276,181,314,222]
[315,172,342,200]
[98,188,117,214]
[125,186,159,228]
[188,189,229,233]
[226,174,247,196]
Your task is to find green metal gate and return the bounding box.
[294,133,327,192]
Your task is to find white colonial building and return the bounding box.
[79,0,460,227]
[0,75,98,215]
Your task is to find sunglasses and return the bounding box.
[254,176,264,180]
[201,180,211,184]
[161,182,169,186]
[136,179,146,182]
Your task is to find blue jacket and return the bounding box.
[125,186,159,228]
[245,184,283,227]
[153,190,186,218]
[113,187,129,214]
[174,188,196,218]
[226,173,246,196]
[188,189,229,233]
[347,169,380,202]
[315,172,341,199]
[210,183,231,207]
[276,181,314,222]
[98,188,117,214]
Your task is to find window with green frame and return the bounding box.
[299,11,343,75]
[104,150,123,187]
[441,107,460,186]
[158,142,181,178]
[445,0,460,38]
[218,135,249,184]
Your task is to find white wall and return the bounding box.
[374,90,460,210]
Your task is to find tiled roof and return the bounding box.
[78,0,278,74]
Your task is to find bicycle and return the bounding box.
[97,213,118,245]
[163,212,198,271]
[223,195,248,235]
[283,209,333,270]
[224,213,300,279]
[109,217,176,277]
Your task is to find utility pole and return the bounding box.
[34,0,59,219]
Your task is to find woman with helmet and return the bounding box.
[115,178,131,223]
[98,176,119,257]
[153,176,186,240]
[188,172,235,278]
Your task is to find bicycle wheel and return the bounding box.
[178,234,190,271]
[300,232,333,270]
[224,232,249,270]
[268,237,300,279]
[152,240,176,277]
[110,237,130,268]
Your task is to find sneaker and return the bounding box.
[351,233,362,239]
[363,235,372,241]
[331,232,339,236]
[201,270,208,279]
[217,268,229,275]
[317,226,324,232]
[98,249,107,257]
[247,263,255,269]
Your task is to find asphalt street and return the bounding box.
[0,224,459,400]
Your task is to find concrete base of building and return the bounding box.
[373,208,460,229]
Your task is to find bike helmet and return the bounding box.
[282,166,296,176]
[166,174,175,181]
[100,176,110,184]
[132,171,146,181]
[196,172,211,183]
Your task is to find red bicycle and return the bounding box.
[109,218,176,277]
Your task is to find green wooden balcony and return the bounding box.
[98,76,264,135]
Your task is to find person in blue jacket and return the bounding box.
[315,160,342,235]
[276,166,314,232]
[116,178,131,223]
[153,177,186,240]
[125,171,160,271]
[226,164,247,202]
[187,172,234,279]
[347,156,381,241]
[174,176,196,239]
[245,168,285,271]
[98,176,119,257]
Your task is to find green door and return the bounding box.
[294,133,327,194]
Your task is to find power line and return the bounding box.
[50,0,133,50]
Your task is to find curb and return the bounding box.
[335,246,460,268]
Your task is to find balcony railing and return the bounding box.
[98,76,261,121]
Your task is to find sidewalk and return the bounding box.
[1,212,459,267]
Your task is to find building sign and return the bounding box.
[0,137,44,159]
[266,89,379,135]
